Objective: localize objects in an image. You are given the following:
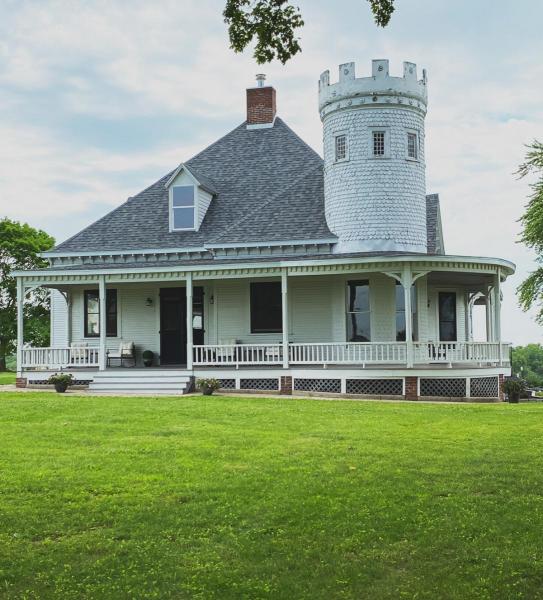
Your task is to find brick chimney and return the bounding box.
[246,74,276,128]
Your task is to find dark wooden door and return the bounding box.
[438,292,457,342]
[160,288,186,365]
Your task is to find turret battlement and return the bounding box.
[318,59,427,117]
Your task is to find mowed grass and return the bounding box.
[0,372,15,385]
[1,393,543,599]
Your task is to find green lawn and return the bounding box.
[0,371,16,385]
[1,392,543,599]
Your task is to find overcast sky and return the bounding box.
[0,0,542,345]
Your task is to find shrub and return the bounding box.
[196,378,221,396]
[501,377,526,403]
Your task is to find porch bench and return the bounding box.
[107,342,136,368]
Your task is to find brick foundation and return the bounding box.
[498,374,505,402]
[404,376,418,401]
[280,376,292,395]
[16,377,27,388]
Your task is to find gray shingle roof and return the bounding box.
[54,118,332,253]
[52,117,442,256]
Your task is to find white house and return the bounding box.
[14,59,514,399]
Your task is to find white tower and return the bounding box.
[319,59,428,253]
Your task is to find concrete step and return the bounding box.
[97,370,190,378]
[91,376,191,385]
[89,381,190,390]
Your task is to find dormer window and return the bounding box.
[171,185,195,231]
[166,163,216,233]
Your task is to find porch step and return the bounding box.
[88,370,193,394]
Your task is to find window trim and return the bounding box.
[170,185,196,232]
[249,281,283,334]
[84,289,118,338]
[368,127,390,158]
[334,131,349,163]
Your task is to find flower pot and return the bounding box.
[508,393,520,403]
[143,359,153,367]
[54,382,68,393]
[202,387,213,396]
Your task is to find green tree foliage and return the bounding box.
[517,141,543,323]
[0,219,55,371]
[511,343,543,387]
[224,0,395,64]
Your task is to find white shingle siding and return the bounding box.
[50,289,69,347]
[319,60,428,254]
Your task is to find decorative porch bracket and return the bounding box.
[383,267,429,368]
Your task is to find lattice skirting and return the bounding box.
[218,379,236,389]
[346,379,403,396]
[239,378,279,391]
[420,378,466,398]
[294,378,341,393]
[470,376,499,398]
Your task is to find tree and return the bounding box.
[511,344,543,387]
[517,141,543,323]
[0,219,55,371]
[224,0,395,64]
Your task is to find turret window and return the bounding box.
[372,131,385,156]
[334,134,347,161]
[407,132,418,159]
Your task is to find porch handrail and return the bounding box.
[412,341,509,364]
[193,343,283,366]
[21,346,100,369]
[289,341,407,364]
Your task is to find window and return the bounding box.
[250,282,282,333]
[407,132,418,159]
[372,131,385,156]
[335,134,347,161]
[171,185,195,230]
[395,282,418,341]
[439,292,457,341]
[84,289,117,337]
[347,280,371,342]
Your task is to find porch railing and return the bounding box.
[289,342,407,364]
[20,341,511,370]
[193,344,283,366]
[21,347,100,369]
[412,342,508,364]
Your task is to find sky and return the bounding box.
[0,0,542,345]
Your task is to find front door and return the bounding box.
[438,292,457,341]
[160,288,186,365]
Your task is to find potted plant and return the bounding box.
[142,350,154,367]
[48,373,74,393]
[502,377,525,403]
[196,378,221,396]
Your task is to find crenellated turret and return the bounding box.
[319,59,429,254]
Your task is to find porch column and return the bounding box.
[402,264,414,368]
[66,292,72,347]
[493,268,502,365]
[16,277,24,376]
[186,273,193,370]
[281,269,289,369]
[98,276,106,371]
[485,291,493,342]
